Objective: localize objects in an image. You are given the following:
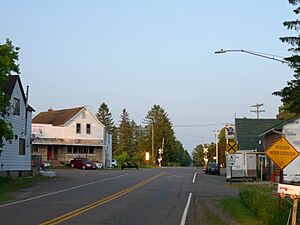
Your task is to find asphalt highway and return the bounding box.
[0,167,199,225]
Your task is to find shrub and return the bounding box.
[239,184,291,225]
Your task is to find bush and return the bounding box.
[239,184,291,225]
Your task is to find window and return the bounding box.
[76,123,81,133]
[19,138,25,155]
[86,124,91,134]
[67,146,72,154]
[32,145,39,153]
[88,146,94,154]
[14,98,20,116]
[73,146,79,154]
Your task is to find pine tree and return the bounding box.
[116,109,134,156]
[273,0,300,113]
[144,105,176,165]
[96,102,114,131]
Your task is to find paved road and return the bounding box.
[0,167,239,225]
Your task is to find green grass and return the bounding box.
[0,176,49,201]
[204,209,226,225]
[221,198,264,225]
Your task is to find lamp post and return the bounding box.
[214,49,288,64]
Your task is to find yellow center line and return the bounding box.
[40,172,165,225]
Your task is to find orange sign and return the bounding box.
[265,137,299,170]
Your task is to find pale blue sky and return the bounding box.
[0,0,296,152]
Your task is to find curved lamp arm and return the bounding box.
[214,49,288,64]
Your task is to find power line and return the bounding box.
[173,123,226,128]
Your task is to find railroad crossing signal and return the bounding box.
[226,141,239,154]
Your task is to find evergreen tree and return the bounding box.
[96,102,114,131]
[273,0,300,113]
[0,39,20,148]
[95,102,118,155]
[116,109,134,156]
[144,105,176,165]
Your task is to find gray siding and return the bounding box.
[0,82,32,171]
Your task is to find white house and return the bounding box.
[281,115,300,183]
[32,106,112,167]
[0,75,34,175]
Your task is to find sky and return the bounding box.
[0,0,297,153]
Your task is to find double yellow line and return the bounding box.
[40,172,165,225]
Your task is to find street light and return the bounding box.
[214,49,288,64]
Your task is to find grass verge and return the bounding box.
[221,198,264,225]
[0,176,49,202]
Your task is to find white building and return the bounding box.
[0,75,34,174]
[32,106,112,167]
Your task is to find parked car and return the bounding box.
[121,161,138,170]
[69,158,97,170]
[112,159,117,168]
[205,162,220,175]
[93,161,103,169]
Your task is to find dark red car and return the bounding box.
[69,158,97,170]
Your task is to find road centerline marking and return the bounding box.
[0,173,128,209]
[192,172,197,183]
[180,192,192,225]
[40,172,165,225]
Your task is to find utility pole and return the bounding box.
[152,122,155,165]
[251,103,265,119]
[215,130,219,164]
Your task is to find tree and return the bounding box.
[273,0,300,114]
[192,144,205,167]
[116,109,134,156]
[95,102,119,155]
[0,39,20,149]
[144,105,177,165]
[96,102,114,131]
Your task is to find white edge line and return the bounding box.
[192,172,197,183]
[0,173,128,208]
[180,192,192,225]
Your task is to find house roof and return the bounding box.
[258,114,300,138]
[2,75,35,111]
[235,118,281,151]
[33,106,85,126]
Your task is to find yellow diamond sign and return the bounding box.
[265,137,299,170]
[226,141,239,154]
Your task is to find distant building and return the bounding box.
[0,75,34,175]
[32,106,112,167]
[235,118,281,152]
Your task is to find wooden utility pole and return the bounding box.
[292,198,298,225]
[152,122,155,165]
[250,103,265,119]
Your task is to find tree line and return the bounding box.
[96,103,191,166]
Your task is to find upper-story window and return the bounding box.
[19,138,25,155]
[86,124,91,134]
[76,123,81,133]
[14,98,20,116]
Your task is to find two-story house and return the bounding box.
[0,75,34,176]
[32,106,112,167]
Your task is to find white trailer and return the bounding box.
[226,151,257,180]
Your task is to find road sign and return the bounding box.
[228,154,236,163]
[226,141,239,154]
[225,125,236,139]
[265,137,299,170]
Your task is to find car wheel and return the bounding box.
[82,166,86,170]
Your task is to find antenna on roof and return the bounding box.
[250,103,265,119]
